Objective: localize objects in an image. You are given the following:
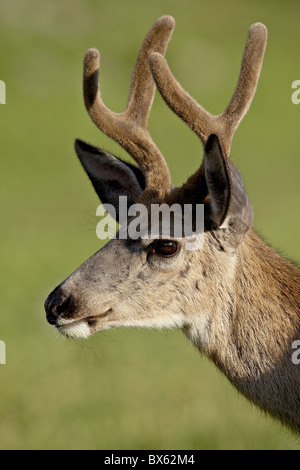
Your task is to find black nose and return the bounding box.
[44,286,72,325]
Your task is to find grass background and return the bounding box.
[0,0,299,450]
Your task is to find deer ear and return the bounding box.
[204,134,231,228]
[75,139,145,221]
[204,134,253,234]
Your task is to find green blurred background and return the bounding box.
[0,0,299,450]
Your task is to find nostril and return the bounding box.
[44,287,72,325]
[56,295,72,315]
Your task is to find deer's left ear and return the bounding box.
[204,134,253,234]
[75,139,145,221]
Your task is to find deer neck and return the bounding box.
[186,230,300,431]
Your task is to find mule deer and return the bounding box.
[45,16,300,433]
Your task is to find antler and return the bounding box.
[149,23,268,158]
[83,16,175,193]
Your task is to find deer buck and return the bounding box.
[45,16,300,433]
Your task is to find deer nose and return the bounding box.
[44,286,72,325]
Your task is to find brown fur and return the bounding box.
[196,231,300,432]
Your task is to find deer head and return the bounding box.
[44,16,267,340]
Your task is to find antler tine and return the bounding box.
[149,23,267,158]
[220,23,268,153]
[83,16,175,193]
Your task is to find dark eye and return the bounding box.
[150,240,179,257]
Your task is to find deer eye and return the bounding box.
[150,240,179,257]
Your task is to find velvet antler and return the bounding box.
[149,23,267,158]
[83,16,175,193]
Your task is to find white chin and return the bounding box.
[58,321,91,339]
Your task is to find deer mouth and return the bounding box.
[57,309,112,339]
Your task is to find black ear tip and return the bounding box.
[74,138,85,148]
[74,139,99,155]
[205,134,221,153]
